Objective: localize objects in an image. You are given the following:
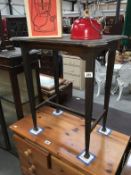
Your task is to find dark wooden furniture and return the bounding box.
[0,47,42,120]
[121,150,131,175]
[40,51,63,77]
[0,99,11,150]
[11,35,126,158]
[41,81,73,104]
[6,16,28,38]
[10,106,130,175]
[103,15,124,35]
[121,138,131,175]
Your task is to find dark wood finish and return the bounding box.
[103,15,124,35]
[42,81,72,104]
[0,48,42,120]
[9,69,23,119]
[40,54,63,77]
[40,55,55,76]
[6,16,28,38]
[0,100,11,150]
[11,35,125,55]
[11,34,127,157]
[10,106,130,175]
[121,150,131,175]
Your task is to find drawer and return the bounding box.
[64,74,81,89]
[63,57,81,66]
[21,165,54,175]
[14,135,53,175]
[51,156,84,175]
[21,167,30,175]
[63,65,80,75]
[63,57,73,65]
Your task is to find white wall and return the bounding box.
[11,0,25,15]
[0,0,9,15]
[0,0,127,17]
[0,0,25,16]
[0,0,78,16]
[62,1,73,12]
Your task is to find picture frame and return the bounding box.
[24,0,62,38]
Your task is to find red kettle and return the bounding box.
[70,17,103,40]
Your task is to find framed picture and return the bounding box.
[24,0,62,38]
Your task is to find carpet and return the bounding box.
[64,97,131,136]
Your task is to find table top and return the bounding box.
[10,106,129,175]
[0,47,40,67]
[11,34,126,47]
[0,47,21,59]
[11,35,126,60]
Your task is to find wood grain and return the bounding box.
[10,106,129,175]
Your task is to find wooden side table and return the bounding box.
[12,35,126,165]
[0,47,42,120]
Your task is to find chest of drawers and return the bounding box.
[62,54,85,90]
[10,106,129,175]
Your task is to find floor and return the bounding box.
[0,149,21,175]
[73,85,131,114]
[0,85,131,175]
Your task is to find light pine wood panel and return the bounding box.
[51,156,85,175]
[14,135,55,175]
[10,106,130,175]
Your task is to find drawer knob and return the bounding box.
[29,165,36,173]
[24,149,32,157]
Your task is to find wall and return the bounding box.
[0,1,127,17]
[89,1,127,17]
[62,1,73,12]
[0,0,9,15]
[11,0,25,15]
[0,0,74,16]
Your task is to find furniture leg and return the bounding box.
[96,81,101,97]
[21,47,37,130]
[53,51,61,113]
[35,62,43,103]
[9,69,23,120]
[84,57,95,158]
[0,100,11,150]
[102,47,116,131]
[117,85,124,101]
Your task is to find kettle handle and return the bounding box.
[89,18,102,34]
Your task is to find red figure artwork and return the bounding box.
[25,0,62,37]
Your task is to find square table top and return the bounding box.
[11,34,126,48]
[11,35,127,60]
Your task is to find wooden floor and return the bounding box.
[10,106,130,175]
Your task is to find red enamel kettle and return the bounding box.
[70,17,103,40]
